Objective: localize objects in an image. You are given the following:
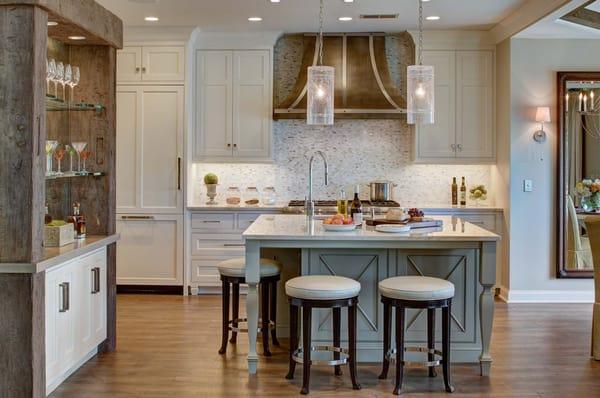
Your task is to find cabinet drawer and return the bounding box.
[190,233,245,256]
[458,214,496,232]
[191,213,236,231]
[237,213,261,231]
[190,259,222,285]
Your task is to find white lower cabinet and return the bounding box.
[45,248,107,395]
[116,214,184,286]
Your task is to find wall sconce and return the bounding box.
[533,106,550,143]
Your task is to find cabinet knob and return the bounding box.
[227,143,231,148]
[451,144,456,151]
[142,67,147,73]
[135,67,141,73]
[233,143,237,149]
[457,144,463,152]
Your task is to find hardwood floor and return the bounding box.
[50,295,600,398]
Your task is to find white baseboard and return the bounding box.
[498,286,594,303]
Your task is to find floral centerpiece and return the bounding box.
[575,179,600,212]
[204,173,219,205]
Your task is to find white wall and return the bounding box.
[507,38,595,301]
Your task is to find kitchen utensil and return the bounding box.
[375,224,411,233]
[369,181,397,202]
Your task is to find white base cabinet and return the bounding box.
[116,214,184,287]
[45,248,107,395]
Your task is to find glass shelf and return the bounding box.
[45,171,105,181]
[46,96,104,113]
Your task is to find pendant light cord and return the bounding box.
[418,0,423,66]
[318,0,324,66]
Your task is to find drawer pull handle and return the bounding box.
[201,220,222,224]
[59,282,70,312]
[223,243,245,247]
[91,267,101,294]
[121,215,155,220]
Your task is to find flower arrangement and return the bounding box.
[575,179,600,211]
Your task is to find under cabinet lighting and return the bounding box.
[343,0,354,3]
[248,17,263,22]
[68,36,86,40]
[338,16,353,21]
[47,21,58,26]
[145,16,159,22]
[270,0,281,3]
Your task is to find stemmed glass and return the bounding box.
[55,62,65,101]
[80,150,92,173]
[62,64,72,102]
[65,145,76,174]
[46,59,56,97]
[71,142,87,174]
[69,66,80,102]
[45,140,58,176]
[53,146,66,175]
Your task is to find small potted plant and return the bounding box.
[469,185,488,206]
[575,179,600,212]
[204,173,219,205]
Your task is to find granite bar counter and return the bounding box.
[242,215,500,376]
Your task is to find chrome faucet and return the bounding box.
[306,151,329,218]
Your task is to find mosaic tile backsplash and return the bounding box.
[191,119,492,206]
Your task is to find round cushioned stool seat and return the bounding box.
[379,276,454,301]
[217,257,281,278]
[286,275,361,300]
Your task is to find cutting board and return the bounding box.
[366,218,443,229]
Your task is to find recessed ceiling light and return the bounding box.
[144,16,159,22]
[338,16,353,21]
[426,15,440,20]
[47,21,58,26]
[248,17,263,22]
[68,36,86,40]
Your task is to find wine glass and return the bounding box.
[71,142,87,173]
[63,65,73,103]
[46,59,56,97]
[65,145,76,174]
[80,150,91,173]
[45,140,58,176]
[53,146,66,175]
[55,62,65,101]
[69,66,80,102]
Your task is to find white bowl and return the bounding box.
[323,223,357,232]
[375,224,411,233]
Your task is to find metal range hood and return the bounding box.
[273,32,415,120]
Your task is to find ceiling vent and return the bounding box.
[360,14,399,20]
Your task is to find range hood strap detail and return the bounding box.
[369,35,401,110]
[288,37,320,110]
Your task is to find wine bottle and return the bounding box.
[460,177,467,206]
[75,203,86,239]
[350,185,363,226]
[44,204,52,225]
[451,177,458,206]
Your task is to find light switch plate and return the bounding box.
[524,179,533,192]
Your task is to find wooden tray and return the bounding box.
[366,218,443,229]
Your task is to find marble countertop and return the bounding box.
[0,234,120,274]
[243,215,500,242]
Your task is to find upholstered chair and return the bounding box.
[587,217,600,360]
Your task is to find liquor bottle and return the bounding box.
[337,190,348,216]
[44,204,52,225]
[451,177,458,206]
[75,202,86,239]
[460,177,467,206]
[66,203,78,237]
[350,185,363,226]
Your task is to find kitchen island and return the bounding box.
[243,215,500,376]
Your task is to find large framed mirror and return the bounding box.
[557,72,600,278]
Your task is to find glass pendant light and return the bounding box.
[407,0,434,125]
[307,0,334,125]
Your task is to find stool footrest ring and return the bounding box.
[292,346,349,366]
[228,318,275,334]
[385,347,443,367]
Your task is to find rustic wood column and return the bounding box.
[0,4,47,397]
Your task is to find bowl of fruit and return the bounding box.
[408,208,425,222]
[322,214,356,231]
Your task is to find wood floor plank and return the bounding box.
[50,295,600,398]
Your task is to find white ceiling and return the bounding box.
[97,0,527,33]
[518,0,600,39]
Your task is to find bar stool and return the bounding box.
[217,257,281,356]
[378,276,455,395]
[285,275,362,395]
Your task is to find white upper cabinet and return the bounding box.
[116,86,184,214]
[415,50,495,163]
[117,46,185,83]
[194,49,272,162]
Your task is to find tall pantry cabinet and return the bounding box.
[116,45,185,292]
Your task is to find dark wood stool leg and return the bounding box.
[442,303,455,393]
[229,282,240,344]
[348,303,361,390]
[379,301,392,380]
[428,307,438,377]
[301,306,312,395]
[218,281,230,355]
[270,281,280,346]
[286,304,298,380]
[333,307,343,376]
[393,305,405,395]
[261,283,272,356]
